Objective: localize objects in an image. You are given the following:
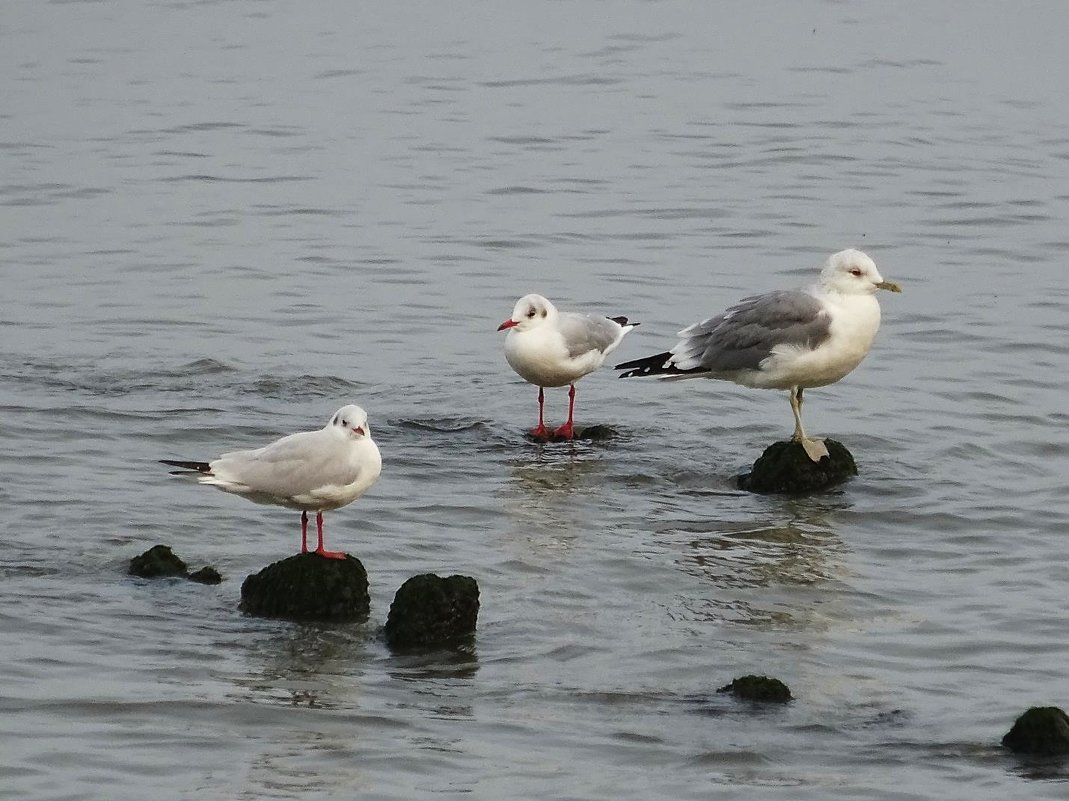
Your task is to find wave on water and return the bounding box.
[0,357,243,397]
[0,359,375,410]
[396,417,492,434]
[246,373,365,400]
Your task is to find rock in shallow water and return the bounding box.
[240,553,370,622]
[717,675,793,703]
[129,544,222,583]
[1002,706,1069,755]
[737,439,857,494]
[129,544,187,578]
[524,425,616,444]
[384,573,479,650]
[187,566,223,585]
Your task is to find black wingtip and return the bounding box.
[159,459,212,474]
[609,316,640,328]
[614,351,692,379]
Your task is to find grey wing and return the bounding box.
[213,431,359,496]
[671,290,831,372]
[558,312,623,359]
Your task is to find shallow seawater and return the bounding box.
[3,2,1069,799]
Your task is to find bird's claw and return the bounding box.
[314,548,347,560]
[800,436,829,462]
[552,423,575,440]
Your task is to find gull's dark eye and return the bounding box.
[341,418,349,427]
[526,308,536,318]
[849,267,862,277]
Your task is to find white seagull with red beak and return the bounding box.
[498,294,638,440]
[161,404,381,559]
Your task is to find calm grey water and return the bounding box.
[3,1,1069,798]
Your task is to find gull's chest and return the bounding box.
[299,441,381,509]
[826,295,881,354]
[763,294,882,388]
[802,296,881,382]
[504,328,586,387]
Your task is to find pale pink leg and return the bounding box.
[314,511,346,560]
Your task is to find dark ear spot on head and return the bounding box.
[332,415,338,425]
[540,308,547,317]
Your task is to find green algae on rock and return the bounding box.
[240,552,370,622]
[717,675,793,703]
[1002,706,1069,755]
[384,573,479,650]
[737,438,857,494]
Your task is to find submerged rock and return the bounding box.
[129,544,187,578]
[240,553,370,622]
[717,675,793,703]
[129,544,222,583]
[524,425,616,444]
[187,566,223,585]
[1002,706,1069,755]
[384,573,479,650]
[737,439,857,494]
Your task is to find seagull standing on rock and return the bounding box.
[161,404,382,559]
[615,249,901,461]
[498,294,639,440]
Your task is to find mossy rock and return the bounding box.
[717,675,793,703]
[129,544,223,583]
[524,425,616,444]
[737,439,857,494]
[384,573,479,650]
[1002,706,1069,755]
[240,553,369,622]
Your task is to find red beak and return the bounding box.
[497,319,518,331]
[352,426,365,436]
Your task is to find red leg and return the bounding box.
[313,511,346,560]
[301,510,309,554]
[554,384,576,439]
[530,386,549,439]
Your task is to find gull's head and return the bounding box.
[329,404,371,439]
[820,249,902,296]
[497,294,557,332]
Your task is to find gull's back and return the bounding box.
[207,429,361,502]
[557,311,629,360]
[671,290,832,376]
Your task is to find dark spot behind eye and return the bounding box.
[332,415,338,425]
